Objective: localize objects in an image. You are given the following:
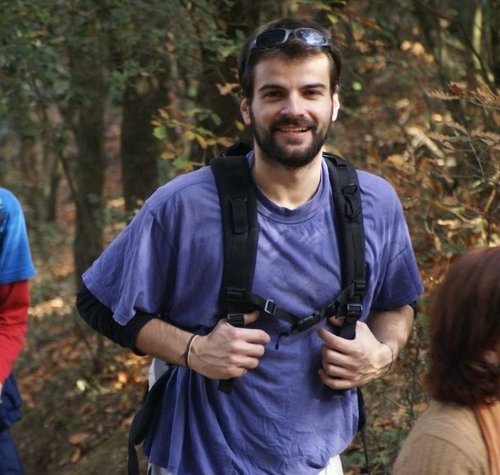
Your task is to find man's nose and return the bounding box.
[280,94,305,116]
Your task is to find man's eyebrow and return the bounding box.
[257,83,285,92]
[302,83,328,90]
[257,82,328,92]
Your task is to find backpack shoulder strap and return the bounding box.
[210,148,260,393]
[209,148,367,343]
[209,151,259,315]
[324,153,366,339]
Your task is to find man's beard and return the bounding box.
[250,111,331,170]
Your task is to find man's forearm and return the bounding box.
[366,304,415,359]
[76,285,196,367]
[135,318,194,367]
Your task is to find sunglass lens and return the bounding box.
[296,28,328,46]
[255,29,288,48]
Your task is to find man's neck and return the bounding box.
[252,150,323,209]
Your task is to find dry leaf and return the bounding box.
[70,447,82,464]
[69,432,91,445]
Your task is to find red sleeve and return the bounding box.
[0,281,30,383]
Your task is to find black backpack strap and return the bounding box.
[128,366,174,475]
[356,387,370,474]
[210,150,366,388]
[324,153,366,340]
[210,153,260,393]
[326,155,370,472]
[210,154,260,315]
[210,151,366,339]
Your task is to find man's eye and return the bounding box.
[305,90,322,97]
[263,90,283,98]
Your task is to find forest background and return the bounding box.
[0,0,498,473]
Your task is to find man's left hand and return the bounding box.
[316,320,393,390]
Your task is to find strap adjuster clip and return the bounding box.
[263,299,276,315]
[346,303,363,318]
[295,313,321,333]
[227,313,245,327]
[225,287,246,302]
[353,279,366,294]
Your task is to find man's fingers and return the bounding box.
[242,309,260,325]
[223,310,270,345]
[317,327,348,351]
[226,309,260,327]
[328,315,345,327]
[318,369,354,390]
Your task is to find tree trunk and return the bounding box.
[486,0,500,84]
[47,151,61,223]
[121,76,166,213]
[68,51,107,286]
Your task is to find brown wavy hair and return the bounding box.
[425,247,500,405]
[238,17,342,100]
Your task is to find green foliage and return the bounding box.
[153,102,236,174]
[0,2,63,131]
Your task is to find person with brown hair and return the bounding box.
[394,246,500,475]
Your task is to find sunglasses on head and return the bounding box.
[250,28,331,51]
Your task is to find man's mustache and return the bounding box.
[270,117,316,130]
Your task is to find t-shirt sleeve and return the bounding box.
[371,242,423,310]
[82,201,176,325]
[0,191,36,284]
[362,175,423,311]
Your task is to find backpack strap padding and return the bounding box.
[210,155,260,315]
[210,154,260,393]
[325,154,366,340]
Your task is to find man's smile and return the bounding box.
[276,126,309,133]
[271,118,315,137]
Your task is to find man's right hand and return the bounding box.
[189,310,271,380]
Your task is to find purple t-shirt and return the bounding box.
[83,156,423,474]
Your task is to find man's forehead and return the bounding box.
[253,54,331,89]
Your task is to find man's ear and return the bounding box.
[240,97,251,125]
[331,92,340,122]
[484,343,500,367]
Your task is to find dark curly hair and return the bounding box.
[425,247,500,406]
[238,17,342,100]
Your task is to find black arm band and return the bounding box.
[409,300,418,318]
[76,283,156,355]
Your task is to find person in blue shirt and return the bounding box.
[77,17,423,475]
[0,188,36,475]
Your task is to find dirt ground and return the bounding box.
[13,311,150,474]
